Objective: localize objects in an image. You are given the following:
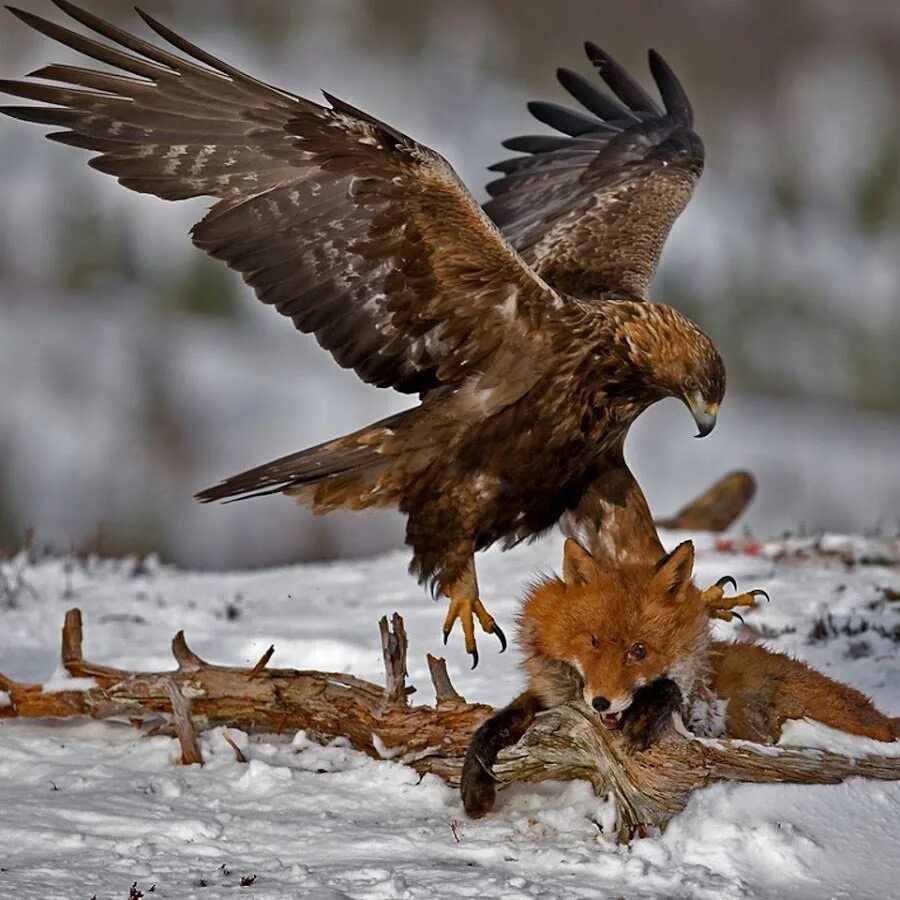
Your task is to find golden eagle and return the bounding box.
[1,2,725,664]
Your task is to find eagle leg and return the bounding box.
[701,578,770,622]
[441,563,507,669]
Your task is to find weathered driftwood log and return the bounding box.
[1,608,898,841]
[491,704,900,840]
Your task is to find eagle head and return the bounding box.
[618,304,726,438]
[679,333,726,438]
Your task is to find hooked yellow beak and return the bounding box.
[687,394,718,438]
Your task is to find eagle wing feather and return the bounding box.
[484,43,705,302]
[1,0,567,396]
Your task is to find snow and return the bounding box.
[40,667,98,694]
[1,531,898,899]
[778,719,900,759]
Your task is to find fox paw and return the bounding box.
[701,575,769,623]
[621,679,683,751]
[460,752,498,819]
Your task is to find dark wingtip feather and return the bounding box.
[0,105,78,126]
[45,129,108,149]
[0,78,26,97]
[526,100,601,137]
[556,66,633,122]
[5,5,44,28]
[486,158,519,174]
[648,48,692,122]
[49,0,87,17]
[133,6,155,29]
[484,176,509,198]
[501,134,583,154]
[583,40,661,115]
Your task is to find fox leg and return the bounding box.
[461,690,545,818]
[441,559,507,669]
[701,575,769,623]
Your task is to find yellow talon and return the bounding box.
[442,593,507,668]
[701,579,769,622]
[443,595,477,652]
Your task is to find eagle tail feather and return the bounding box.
[195,412,406,507]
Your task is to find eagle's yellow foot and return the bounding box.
[442,595,507,669]
[701,575,769,623]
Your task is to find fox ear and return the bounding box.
[652,541,695,596]
[562,538,596,586]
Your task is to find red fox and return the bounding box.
[461,539,897,818]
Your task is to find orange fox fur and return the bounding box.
[710,641,896,743]
[461,539,896,818]
[520,539,710,718]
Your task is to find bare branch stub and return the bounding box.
[380,613,410,709]
[61,608,83,671]
[165,676,203,765]
[426,653,464,705]
[61,607,131,681]
[172,631,206,672]
[222,730,248,763]
[250,645,275,679]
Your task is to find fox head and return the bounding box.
[519,539,709,728]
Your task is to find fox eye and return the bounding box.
[590,635,601,649]
[630,642,647,661]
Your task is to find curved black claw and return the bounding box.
[493,623,508,653]
[443,630,450,646]
[470,648,479,670]
[750,589,770,603]
[716,575,737,591]
[731,611,745,624]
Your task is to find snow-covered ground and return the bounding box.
[1,531,899,899]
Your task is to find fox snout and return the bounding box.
[587,693,633,714]
[584,687,635,729]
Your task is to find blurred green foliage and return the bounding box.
[56,205,138,292]
[855,131,900,235]
[164,254,242,320]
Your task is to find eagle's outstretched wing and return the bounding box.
[1,1,565,396]
[484,43,704,302]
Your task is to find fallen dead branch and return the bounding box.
[0,609,490,779]
[1,608,898,840]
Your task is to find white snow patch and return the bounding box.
[40,667,98,693]
[779,718,900,758]
[0,534,897,897]
[372,732,402,759]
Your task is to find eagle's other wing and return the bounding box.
[484,43,704,302]
[1,1,564,396]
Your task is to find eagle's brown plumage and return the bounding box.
[1,2,726,662]
[484,43,704,302]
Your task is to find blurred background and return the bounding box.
[0,0,898,569]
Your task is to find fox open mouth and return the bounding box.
[598,711,624,729]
